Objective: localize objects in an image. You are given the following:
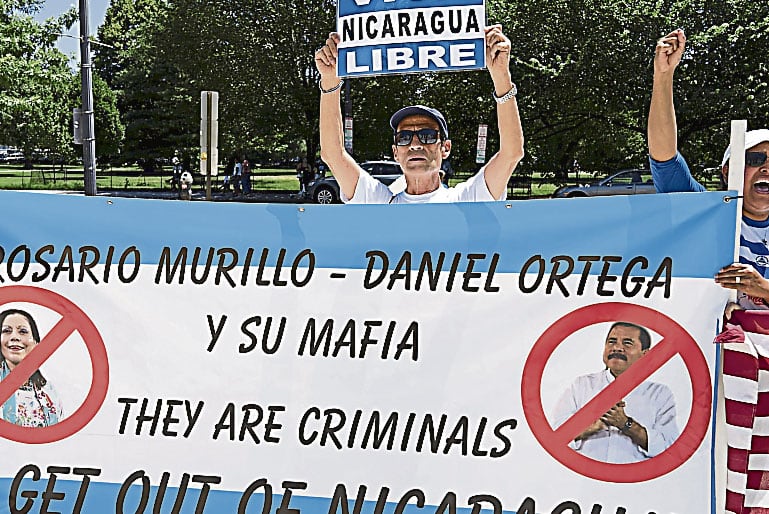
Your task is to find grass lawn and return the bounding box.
[0,164,600,198]
[0,164,301,191]
[0,164,718,198]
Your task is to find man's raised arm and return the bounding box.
[315,32,362,200]
[482,25,525,199]
[648,29,686,162]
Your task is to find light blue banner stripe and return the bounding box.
[0,478,511,514]
[339,0,483,17]
[0,191,735,277]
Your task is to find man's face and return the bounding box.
[602,325,647,376]
[392,114,450,177]
[723,141,769,221]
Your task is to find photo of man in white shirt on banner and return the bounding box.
[552,322,680,464]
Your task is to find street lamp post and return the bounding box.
[79,0,97,196]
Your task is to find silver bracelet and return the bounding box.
[319,79,344,94]
[493,84,518,104]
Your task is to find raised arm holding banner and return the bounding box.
[648,27,769,514]
[648,29,769,312]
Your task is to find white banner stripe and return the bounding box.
[728,425,754,450]
[727,469,748,493]
[724,342,758,357]
[748,453,769,470]
[724,374,760,403]
[745,488,769,507]
[751,416,769,436]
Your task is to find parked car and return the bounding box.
[0,150,24,164]
[552,169,655,198]
[305,160,403,204]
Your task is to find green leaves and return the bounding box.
[0,0,121,165]
[91,0,769,175]
[0,0,73,160]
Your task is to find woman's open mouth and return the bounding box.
[753,180,769,194]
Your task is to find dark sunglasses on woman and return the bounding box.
[746,151,769,168]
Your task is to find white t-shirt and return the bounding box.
[343,169,503,204]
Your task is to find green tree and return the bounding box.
[78,72,125,161]
[0,0,77,165]
[96,0,769,179]
[491,0,769,180]
[94,0,189,168]
[161,0,336,163]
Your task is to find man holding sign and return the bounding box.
[314,25,524,203]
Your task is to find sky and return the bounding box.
[34,0,111,64]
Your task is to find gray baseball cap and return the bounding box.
[390,105,449,140]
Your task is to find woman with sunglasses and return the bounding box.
[648,29,769,310]
[314,25,524,204]
[0,309,62,427]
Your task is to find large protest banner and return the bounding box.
[0,190,734,514]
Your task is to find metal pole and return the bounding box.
[206,92,212,201]
[79,0,97,195]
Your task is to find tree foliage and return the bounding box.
[0,0,123,166]
[95,0,769,178]
[0,0,76,162]
[95,0,187,166]
[493,0,769,178]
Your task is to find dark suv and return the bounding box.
[305,160,403,204]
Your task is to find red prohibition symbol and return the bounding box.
[521,302,712,482]
[0,286,109,443]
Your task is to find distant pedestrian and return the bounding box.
[296,158,311,196]
[241,159,252,194]
[171,156,182,190]
[440,159,454,186]
[303,161,315,193]
[232,159,242,195]
[179,171,194,201]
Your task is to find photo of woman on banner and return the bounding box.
[0,308,62,427]
[551,322,679,464]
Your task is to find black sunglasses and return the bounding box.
[394,128,440,146]
[746,151,769,168]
